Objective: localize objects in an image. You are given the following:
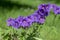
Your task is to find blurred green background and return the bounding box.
[0,0,60,40]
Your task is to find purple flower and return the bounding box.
[15,16,24,26]
[25,15,34,24]
[52,4,60,14]
[37,9,49,16]
[7,17,21,28]
[21,17,31,28]
[38,17,45,24]
[31,13,41,22]
[38,4,52,12]
[7,18,15,26]
[25,13,41,23]
[37,4,52,16]
[11,20,20,28]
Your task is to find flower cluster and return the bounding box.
[7,4,60,28]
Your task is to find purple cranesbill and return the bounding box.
[25,15,34,24]
[21,17,31,28]
[52,4,60,15]
[38,4,52,12]
[15,16,24,21]
[37,9,49,16]
[37,4,52,16]
[38,16,45,24]
[15,16,24,26]
[11,20,20,28]
[7,18,15,26]
[31,13,41,23]
[7,17,21,28]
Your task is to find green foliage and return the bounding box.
[0,0,60,40]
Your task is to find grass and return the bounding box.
[0,0,60,40]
